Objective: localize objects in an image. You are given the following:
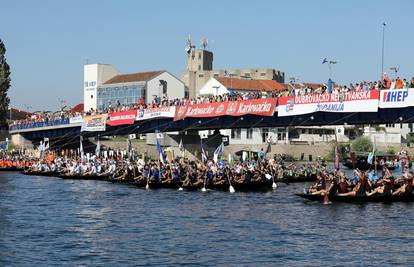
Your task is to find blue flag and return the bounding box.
[213,142,224,163]
[201,140,208,163]
[156,139,167,164]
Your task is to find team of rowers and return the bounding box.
[13,155,321,190]
[4,152,413,196]
[307,168,413,197]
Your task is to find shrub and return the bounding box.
[351,136,373,152]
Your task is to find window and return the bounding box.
[159,80,167,94]
[198,52,201,59]
[198,74,204,78]
[198,65,201,71]
[260,73,266,76]
[90,95,93,99]
[246,128,253,139]
[231,129,241,139]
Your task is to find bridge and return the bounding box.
[9,89,414,148]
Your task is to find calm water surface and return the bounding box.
[0,170,413,266]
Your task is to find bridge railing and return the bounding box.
[9,118,70,131]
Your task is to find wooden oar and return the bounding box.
[145,176,150,190]
[228,176,235,193]
[201,176,207,192]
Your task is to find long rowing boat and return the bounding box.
[295,193,414,203]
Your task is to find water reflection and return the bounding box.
[0,169,413,266]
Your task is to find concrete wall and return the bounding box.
[83,64,119,112]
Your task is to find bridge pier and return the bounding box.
[11,133,33,149]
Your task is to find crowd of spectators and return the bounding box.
[281,76,414,97]
[9,75,414,130]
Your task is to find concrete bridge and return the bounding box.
[9,106,414,148]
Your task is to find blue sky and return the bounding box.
[1,0,413,110]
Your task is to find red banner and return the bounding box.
[174,98,277,121]
[107,110,137,126]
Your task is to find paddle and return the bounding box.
[201,176,207,192]
[265,173,277,189]
[323,194,331,205]
[145,176,150,190]
[228,176,235,193]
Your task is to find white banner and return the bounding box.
[136,106,176,121]
[278,90,380,117]
[81,114,107,132]
[379,89,413,108]
[69,115,83,124]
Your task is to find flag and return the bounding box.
[126,136,132,157]
[334,145,340,170]
[367,143,376,165]
[156,139,166,165]
[213,142,224,163]
[322,58,328,64]
[95,137,100,157]
[264,138,272,155]
[0,141,8,151]
[201,140,208,163]
[179,138,184,152]
[80,136,84,161]
[44,137,49,151]
[38,141,44,153]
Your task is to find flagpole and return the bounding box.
[381,22,386,80]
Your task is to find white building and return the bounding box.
[83,64,186,112]
[198,77,284,96]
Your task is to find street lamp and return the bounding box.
[212,85,220,96]
[381,22,387,79]
[390,66,399,78]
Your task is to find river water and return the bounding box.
[1,170,413,266]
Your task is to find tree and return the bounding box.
[351,136,373,152]
[0,39,10,127]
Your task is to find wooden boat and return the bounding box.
[21,171,58,177]
[279,173,317,183]
[0,167,23,172]
[295,193,414,203]
[57,174,109,181]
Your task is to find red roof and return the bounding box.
[216,77,284,92]
[281,83,325,90]
[70,103,84,113]
[103,70,164,84]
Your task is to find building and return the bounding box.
[181,47,284,99]
[84,64,186,112]
[199,77,284,96]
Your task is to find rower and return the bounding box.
[338,169,371,197]
[393,172,413,196]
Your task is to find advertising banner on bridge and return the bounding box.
[277,90,380,117]
[174,98,277,121]
[379,89,414,108]
[136,106,176,121]
[107,110,137,126]
[69,115,83,124]
[81,114,108,132]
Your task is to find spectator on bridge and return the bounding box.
[396,77,404,89]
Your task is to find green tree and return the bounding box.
[0,39,11,127]
[351,136,373,152]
